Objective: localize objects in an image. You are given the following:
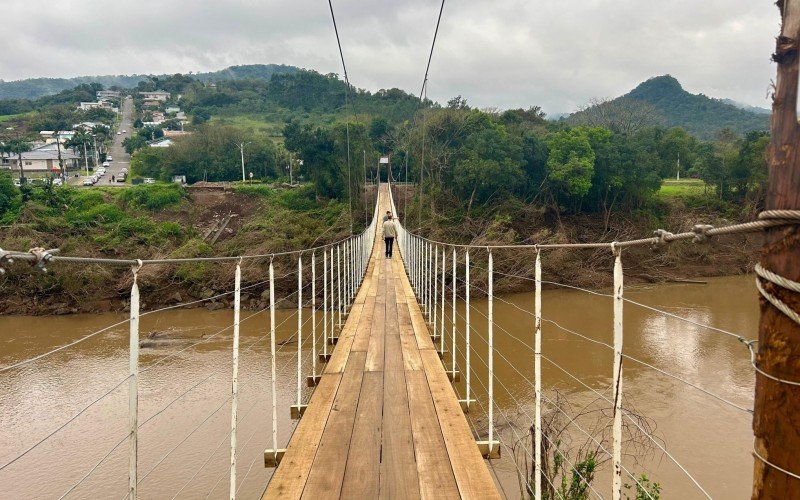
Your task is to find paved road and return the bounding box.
[75,96,134,187]
[103,96,134,186]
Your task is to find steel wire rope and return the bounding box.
[138,282,311,430]
[2,230,374,267]
[125,299,318,498]
[538,352,711,498]
[58,433,130,499]
[0,374,132,472]
[18,278,307,494]
[0,276,275,374]
[468,264,752,343]
[139,270,299,374]
[452,339,601,499]
[452,278,753,414]
[443,289,656,498]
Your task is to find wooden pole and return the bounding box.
[753,1,800,497]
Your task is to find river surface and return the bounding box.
[0,275,757,499]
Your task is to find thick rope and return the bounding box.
[755,263,800,326]
[752,437,800,481]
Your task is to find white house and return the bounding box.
[96,90,121,100]
[2,143,80,173]
[148,138,174,148]
[139,91,170,101]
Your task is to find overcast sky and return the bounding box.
[1,0,780,114]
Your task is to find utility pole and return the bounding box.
[676,152,680,181]
[752,1,800,498]
[238,142,249,182]
[82,141,89,176]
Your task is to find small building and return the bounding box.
[165,106,180,114]
[2,143,80,173]
[163,130,191,138]
[96,90,121,100]
[139,91,170,101]
[142,100,162,108]
[148,138,174,148]
[39,131,75,144]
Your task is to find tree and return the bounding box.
[569,97,664,135]
[545,129,595,210]
[8,139,32,181]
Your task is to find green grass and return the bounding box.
[210,114,284,136]
[658,179,709,199]
[0,112,34,123]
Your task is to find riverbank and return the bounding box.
[0,182,759,316]
[0,182,359,315]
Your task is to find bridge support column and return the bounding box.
[439,247,446,359]
[477,250,500,458]
[265,261,286,467]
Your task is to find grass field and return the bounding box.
[658,179,710,199]
[210,114,284,136]
[0,112,34,123]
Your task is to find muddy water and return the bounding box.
[0,275,756,498]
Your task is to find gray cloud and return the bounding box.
[1,0,780,114]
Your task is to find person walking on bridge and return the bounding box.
[383,210,391,222]
[382,214,396,258]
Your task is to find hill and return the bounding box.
[0,64,300,100]
[567,75,769,139]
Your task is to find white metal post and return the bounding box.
[337,244,342,330]
[343,243,349,314]
[534,250,542,500]
[323,250,328,359]
[426,242,431,318]
[440,247,445,354]
[487,251,494,449]
[465,250,471,407]
[296,256,302,409]
[128,264,140,500]
[434,246,439,335]
[331,247,336,338]
[268,260,279,465]
[311,253,317,375]
[612,248,624,500]
[451,248,457,373]
[229,261,242,499]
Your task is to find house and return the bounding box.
[39,131,75,144]
[165,106,180,114]
[163,130,191,138]
[96,90,121,100]
[73,122,108,131]
[151,111,166,123]
[2,143,80,173]
[142,99,161,108]
[148,138,174,148]
[139,91,170,101]
[79,102,103,110]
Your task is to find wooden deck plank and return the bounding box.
[406,370,461,500]
[263,373,343,498]
[340,371,384,498]
[419,349,500,500]
[301,352,367,499]
[264,184,498,500]
[351,296,376,352]
[379,364,421,499]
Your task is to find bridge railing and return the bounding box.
[386,180,800,499]
[0,190,381,499]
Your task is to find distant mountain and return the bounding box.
[0,64,300,100]
[567,75,770,140]
[718,98,771,115]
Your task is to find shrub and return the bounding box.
[118,183,185,211]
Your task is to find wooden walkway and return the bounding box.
[264,186,500,499]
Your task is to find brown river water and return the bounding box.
[0,275,756,499]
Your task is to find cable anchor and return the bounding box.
[692,224,714,243]
[28,247,58,273]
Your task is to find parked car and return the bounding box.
[83,177,95,186]
[52,178,63,186]
[107,156,113,161]
[143,178,155,184]
[13,179,21,187]
[121,130,127,134]
[117,132,121,135]
[116,173,126,182]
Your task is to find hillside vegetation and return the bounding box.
[0,64,300,100]
[567,75,769,140]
